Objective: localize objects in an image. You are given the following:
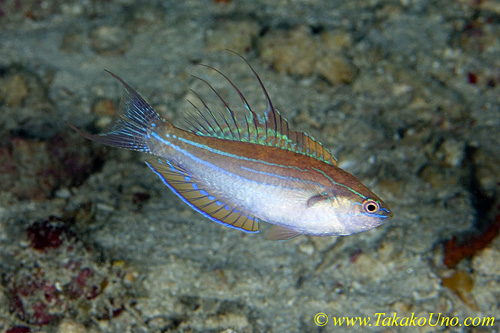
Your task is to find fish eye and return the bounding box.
[362,199,380,214]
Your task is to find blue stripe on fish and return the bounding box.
[145,157,259,232]
[175,135,307,172]
[240,165,321,187]
[149,133,249,182]
[311,167,367,200]
[68,53,393,239]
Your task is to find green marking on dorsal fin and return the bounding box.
[184,53,338,166]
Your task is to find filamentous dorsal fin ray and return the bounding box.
[185,53,337,166]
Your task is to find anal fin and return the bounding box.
[145,158,259,233]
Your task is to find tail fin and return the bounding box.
[67,70,164,153]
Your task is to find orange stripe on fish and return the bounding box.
[68,52,392,240]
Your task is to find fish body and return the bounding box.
[68,55,392,240]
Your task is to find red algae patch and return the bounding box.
[4,216,140,328]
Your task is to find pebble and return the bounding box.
[472,247,500,277]
[258,25,355,86]
[0,73,29,107]
[205,20,261,54]
[90,25,130,55]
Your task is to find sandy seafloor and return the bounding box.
[0,0,499,332]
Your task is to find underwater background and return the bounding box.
[0,0,499,331]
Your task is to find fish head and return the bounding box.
[345,193,393,234]
[307,171,393,236]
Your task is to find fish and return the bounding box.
[68,53,392,240]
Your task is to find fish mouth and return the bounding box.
[377,206,393,219]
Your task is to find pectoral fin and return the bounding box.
[267,225,303,241]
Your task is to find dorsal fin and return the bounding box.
[184,53,337,166]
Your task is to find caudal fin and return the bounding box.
[67,70,164,153]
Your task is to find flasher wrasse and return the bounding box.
[68,55,392,240]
